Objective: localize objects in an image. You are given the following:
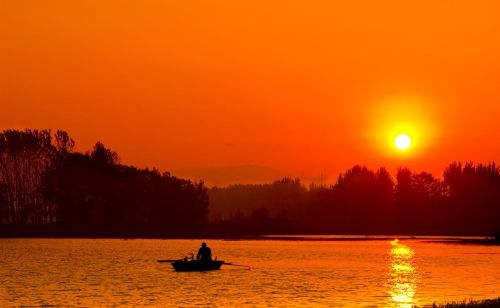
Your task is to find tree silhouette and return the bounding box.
[444,162,500,234]
[1,128,499,237]
[0,129,209,236]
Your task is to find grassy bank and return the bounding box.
[422,298,500,307]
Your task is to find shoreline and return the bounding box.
[425,238,500,246]
[1,233,497,245]
[422,298,500,307]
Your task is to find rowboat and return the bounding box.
[157,258,250,271]
[171,259,224,272]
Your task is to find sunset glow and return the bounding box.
[366,96,438,161]
[1,2,500,307]
[2,1,500,184]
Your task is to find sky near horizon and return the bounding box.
[1,1,500,185]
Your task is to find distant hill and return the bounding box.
[172,165,289,187]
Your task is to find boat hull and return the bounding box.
[171,260,224,272]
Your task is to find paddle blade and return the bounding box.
[222,262,251,269]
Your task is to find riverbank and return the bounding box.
[0,231,495,243]
[1,228,498,244]
[423,298,500,307]
[428,237,500,246]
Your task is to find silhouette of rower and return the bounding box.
[197,242,212,262]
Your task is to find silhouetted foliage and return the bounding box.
[209,178,307,220]
[0,129,208,236]
[443,162,500,234]
[1,129,499,236]
[208,178,307,234]
[210,164,499,236]
[393,168,449,233]
[0,129,54,225]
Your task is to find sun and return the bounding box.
[367,95,440,157]
[394,134,412,150]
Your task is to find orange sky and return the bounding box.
[1,1,500,185]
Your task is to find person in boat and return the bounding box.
[196,242,212,262]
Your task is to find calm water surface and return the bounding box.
[0,238,499,307]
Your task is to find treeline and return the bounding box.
[209,165,500,235]
[0,129,208,236]
[1,129,499,237]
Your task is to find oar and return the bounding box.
[223,262,251,269]
[157,259,178,263]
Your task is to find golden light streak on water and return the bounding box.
[387,239,418,307]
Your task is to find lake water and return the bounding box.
[0,238,499,307]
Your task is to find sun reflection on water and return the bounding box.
[387,239,418,307]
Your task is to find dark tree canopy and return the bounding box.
[0,129,209,236]
[1,129,499,237]
[210,164,499,236]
